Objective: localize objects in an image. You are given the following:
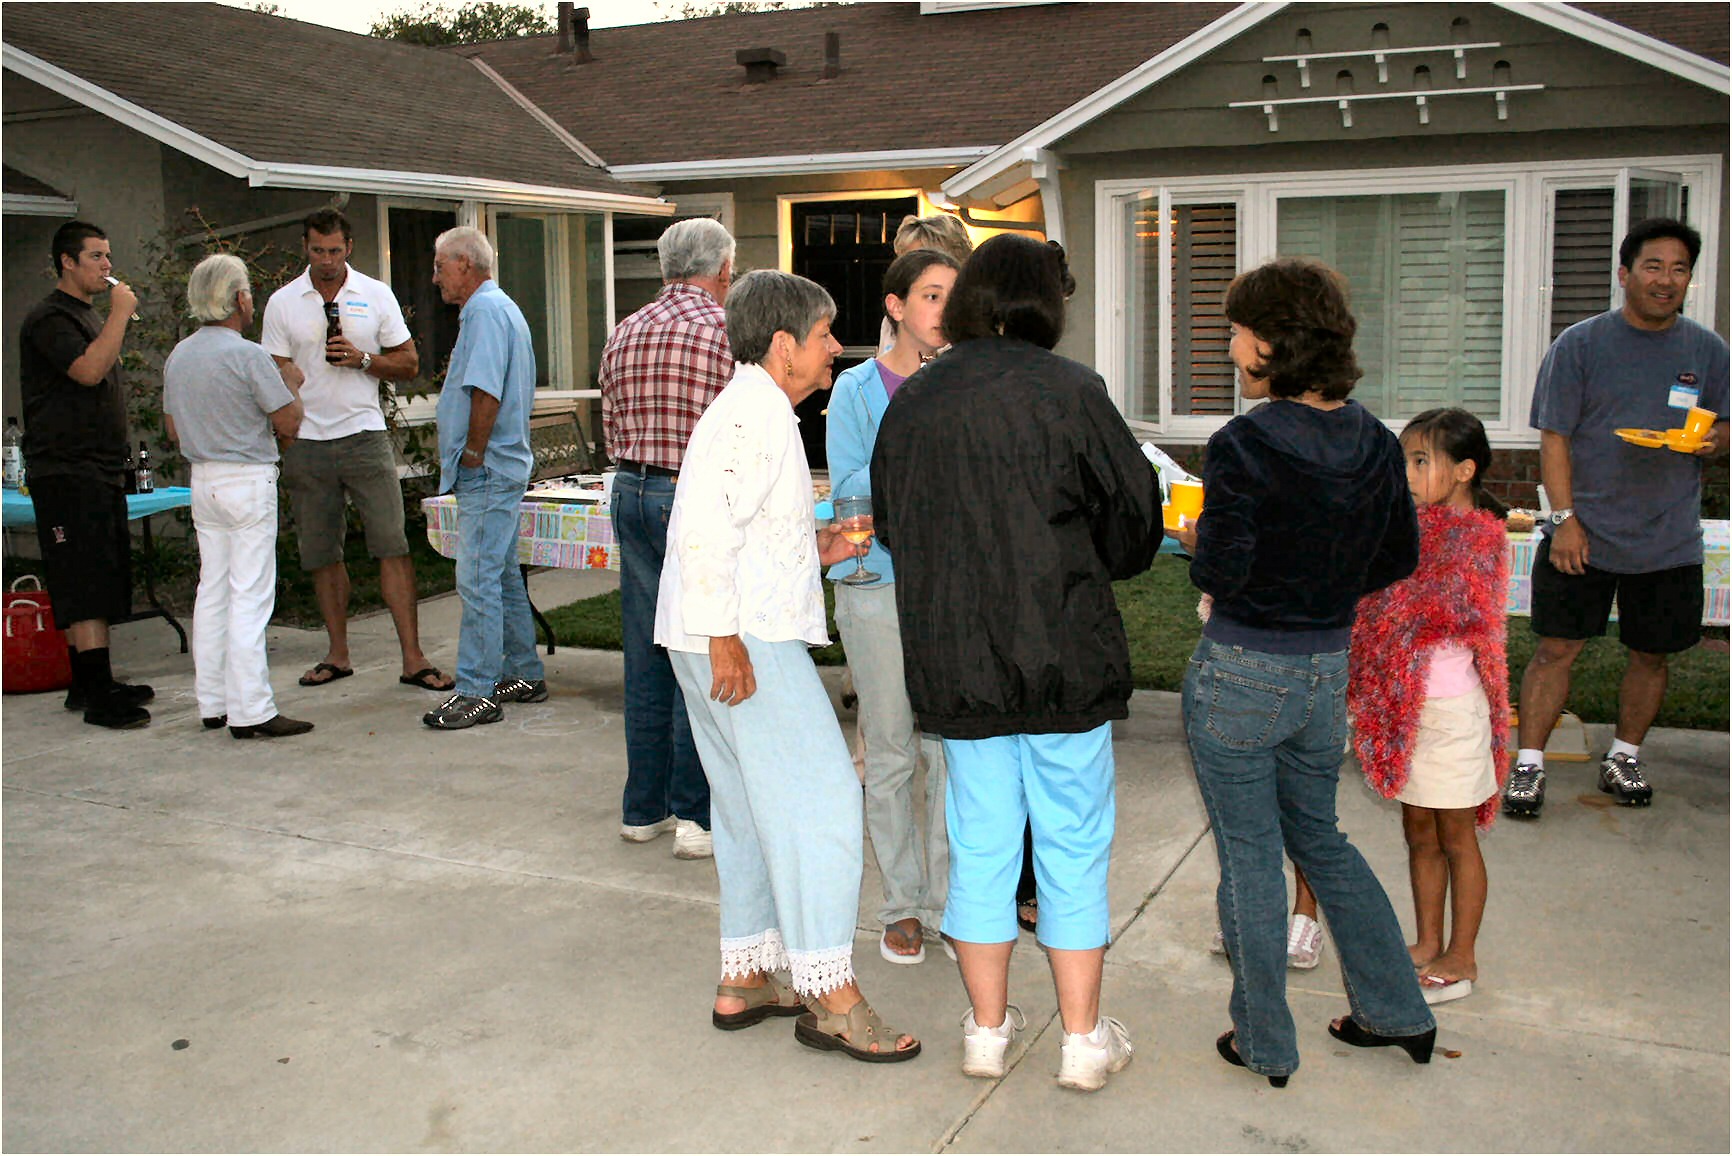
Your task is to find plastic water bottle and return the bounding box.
[3,417,22,490]
[135,440,154,494]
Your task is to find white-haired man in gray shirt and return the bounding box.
[164,253,314,740]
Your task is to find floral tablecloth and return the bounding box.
[1506,520,1728,625]
[422,494,619,572]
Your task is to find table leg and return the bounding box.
[137,515,188,653]
[522,563,556,656]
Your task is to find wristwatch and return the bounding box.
[359,351,373,373]
[1548,508,1574,526]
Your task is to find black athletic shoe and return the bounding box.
[83,695,151,730]
[65,681,155,712]
[1598,752,1653,806]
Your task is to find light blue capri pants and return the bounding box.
[670,635,865,998]
[941,722,1116,951]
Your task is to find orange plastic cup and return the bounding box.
[1169,479,1204,527]
[1684,406,1715,442]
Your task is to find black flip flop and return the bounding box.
[299,662,353,687]
[399,667,455,691]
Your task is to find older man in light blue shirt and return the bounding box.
[424,226,544,729]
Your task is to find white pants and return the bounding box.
[191,462,280,727]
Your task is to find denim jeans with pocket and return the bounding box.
[1182,639,1433,1077]
[453,465,542,700]
[611,470,709,829]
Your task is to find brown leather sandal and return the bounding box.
[794,998,921,1063]
[711,976,806,1031]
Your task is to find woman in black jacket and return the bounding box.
[872,235,1161,1092]
[1176,258,1434,1088]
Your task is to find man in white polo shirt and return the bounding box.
[261,208,452,692]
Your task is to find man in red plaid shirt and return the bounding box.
[599,217,736,861]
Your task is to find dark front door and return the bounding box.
[789,197,917,468]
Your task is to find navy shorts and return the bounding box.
[1530,536,1703,655]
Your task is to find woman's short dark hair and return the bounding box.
[1223,259,1363,401]
[1619,217,1701,270]
[941,235,1075,350]
[1401,406,1507,518]
[725,269,836,365]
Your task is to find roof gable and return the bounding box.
[0,2,657,206]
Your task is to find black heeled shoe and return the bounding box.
[1328,1016,1436,1063]
[1216,1030,1289,1088]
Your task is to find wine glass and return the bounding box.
[833,495,880,586]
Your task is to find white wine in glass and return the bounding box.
[832,495,880,585]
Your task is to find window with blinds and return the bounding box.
[1277,190,1506,421]
[1549,187,1614,338]
[1127,198,1237,422]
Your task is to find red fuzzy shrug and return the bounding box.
[1348,504,1510,830]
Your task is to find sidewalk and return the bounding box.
[3,567,1726,1152]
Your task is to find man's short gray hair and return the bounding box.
[725,270,835,365]
[186,252,251,323]
[658,218,735,283]
[435,226,495,275]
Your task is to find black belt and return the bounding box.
[616,459,678,478]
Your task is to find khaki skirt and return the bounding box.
[1395,685,1498,811]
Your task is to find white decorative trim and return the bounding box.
[946,0,1728,200]
[612,147,997,183]
[2,193,77,217]
[786,943,855,999]
[466,56,609,168]
[719,928,789,982]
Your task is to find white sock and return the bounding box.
[1517,748,1546,768]
[1609,739,1640,760]
[1071,1019,1106,1045]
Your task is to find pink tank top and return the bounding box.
[1424,642,1480,698]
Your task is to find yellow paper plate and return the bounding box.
[1614,428,1668,448]
[1664,428,1706,454]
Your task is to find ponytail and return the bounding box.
[1402,407,1506,518]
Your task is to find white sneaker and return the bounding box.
[672,819,713,860]
[1286,913,1324,969]
[961,1004,1026,1078]
[620,816,677,843]
[1057,1015,1134,1092]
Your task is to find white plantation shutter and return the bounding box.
[1278,191,1506,421]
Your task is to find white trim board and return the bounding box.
[1,44,669,215]
[613,147,997,183]
[3,193,78,217]
[946,0,1730,201]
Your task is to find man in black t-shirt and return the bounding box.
[19,220,152,728]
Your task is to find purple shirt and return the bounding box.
[875,359,909,400]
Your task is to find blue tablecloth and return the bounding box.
[2,486,191,529]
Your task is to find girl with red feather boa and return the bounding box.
[1349,408,1510,1007]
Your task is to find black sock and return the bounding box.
[71,647,114,700]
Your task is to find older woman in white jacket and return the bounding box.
[656,270,920,1063]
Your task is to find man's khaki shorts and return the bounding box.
[280,429,409,570]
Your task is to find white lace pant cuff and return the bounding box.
[720,930,854,998]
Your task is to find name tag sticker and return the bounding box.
[343,301,371,319]
[1669,373,1700,411]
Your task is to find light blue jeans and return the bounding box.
[1182,640,1434,1078]
[833,582,948,929]
[942,723,1115,951]
[671,635,863,998]
[452,465,543,700]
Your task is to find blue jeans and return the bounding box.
[611,470,708,829]
[670,637,863,997]
[1182,640,1433,1077]
[452,466,543,699]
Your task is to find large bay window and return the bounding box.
[1099,155,1720,444]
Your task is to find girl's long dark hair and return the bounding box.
[1402,407,1507,518]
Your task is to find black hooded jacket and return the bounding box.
[871,337,1163,740]
[1190,399,1419,653]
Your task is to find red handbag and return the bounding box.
[3,574,73,693]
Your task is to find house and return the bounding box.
[472,1,1728,495]
[2,0,672,440]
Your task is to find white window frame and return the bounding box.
[1097,153,1721,447]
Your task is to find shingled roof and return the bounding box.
[1,1,656,204]
[465,2,1238,170]
[1574,2,1730,64]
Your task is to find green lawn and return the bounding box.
[543,555,1730,731]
